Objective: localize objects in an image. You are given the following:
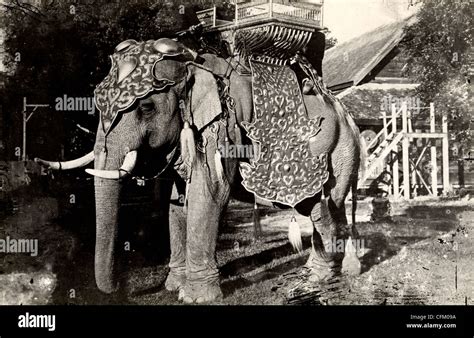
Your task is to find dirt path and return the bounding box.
[338,209,473,305]
[1,194,472,305]
[131,202,474,305]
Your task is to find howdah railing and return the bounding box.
[235,0,323,26]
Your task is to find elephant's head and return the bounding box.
[90,38,223,176]
[37,38,225,293]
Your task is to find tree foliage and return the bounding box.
[403,0,473,152]
[0,0,230,159]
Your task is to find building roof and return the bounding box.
[322,15,417,90]
[338,82,419,122]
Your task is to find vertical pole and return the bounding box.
[407,108,413,140]
[382,110,388,137]
[320,0,324,27]
[22,97,27,162]
[382,110,391,181]
[406,107,419,198]
[407,106,415,197]
[430,103,438,197]
[402,102,410,199]
[213,6,217,27]
[411,160,418,198]
[269,0,273,18]
[442,114,450,195]
[235,1,239,24]
[392,104,399,200]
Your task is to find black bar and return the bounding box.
[0,306,473,337]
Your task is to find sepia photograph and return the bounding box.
[0,0,472,334]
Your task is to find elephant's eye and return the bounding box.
[139,101,155,113]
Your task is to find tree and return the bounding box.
[403,0,473,154]
[0,0,230,160]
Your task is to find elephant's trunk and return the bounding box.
[94,177,121,293]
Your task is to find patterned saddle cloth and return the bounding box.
[239,59,329,208]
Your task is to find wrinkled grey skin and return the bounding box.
[38,50,361,303]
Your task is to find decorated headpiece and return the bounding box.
[94,38,190,134]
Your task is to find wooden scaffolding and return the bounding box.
[359,102,450,200]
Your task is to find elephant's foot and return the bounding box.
[305,252,342,284]
[181,281,223,304]
[165,269,186,292]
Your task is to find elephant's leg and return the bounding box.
[165,179,187,292]
[306,126,360,282]
[182,152,231,304]
[306,191,348,282]
[147,170,188,293]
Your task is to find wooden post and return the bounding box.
[407,108,413,141]
[382,110,390,178]
[213,6,217,27]
[402,103,410,199]
[320,2,324,27]
[411,161,418,198]
[442,114,450,195]
[430,103,438,197]
[407,106,415,198]
[382,110,388,137]
[392,104,399,200]
[235,1,239,24]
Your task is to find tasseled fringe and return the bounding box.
[214,149,224,183]
[180,121,196,167]
[288,214,303,252]
[342,236,362,276]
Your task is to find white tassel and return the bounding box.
[288,215,303,252]
[214,149,224,183]
[342,236,362,276]
[180,121,196,167]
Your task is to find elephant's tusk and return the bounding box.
[85,150,137,180]
[121,150,138,173]
[35,151,94,170]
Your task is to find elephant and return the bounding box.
[36,37,362,304]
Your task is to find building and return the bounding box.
[323,15,419,130]
[322,15,473,193]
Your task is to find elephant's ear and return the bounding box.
[186,64,222,131]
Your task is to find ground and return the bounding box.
[0,186,473,305]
